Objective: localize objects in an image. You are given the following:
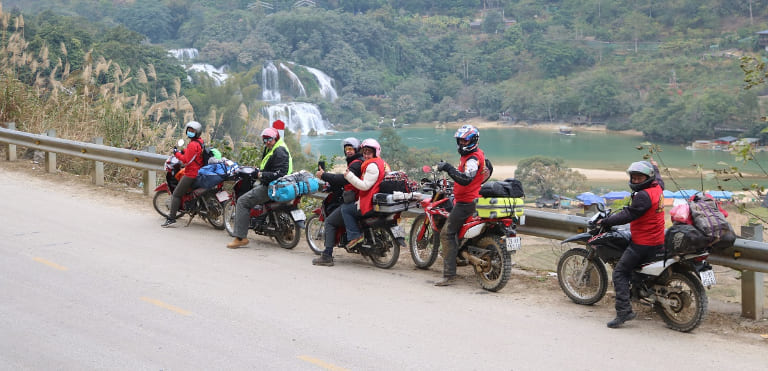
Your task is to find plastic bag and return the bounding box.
[669,203,692,224]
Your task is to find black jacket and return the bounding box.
[321,153,363,206]
[259,145,291,184]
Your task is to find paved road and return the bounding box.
[1,166,766,370]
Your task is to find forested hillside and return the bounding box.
[3,0,768,146]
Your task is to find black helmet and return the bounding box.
[627,161,655,192]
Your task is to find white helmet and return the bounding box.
[184,121,202,138]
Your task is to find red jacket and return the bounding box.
[453,149,485,203]
[174,139,204,178]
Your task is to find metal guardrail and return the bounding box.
[3,124,766,318]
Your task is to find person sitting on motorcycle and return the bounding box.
[162,121,204,228]
[598,159,665,328]
[226,125,292,249]
[311,138,365,266]
[433,124,487,286]
[339,138,386,249]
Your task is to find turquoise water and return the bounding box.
[301,126,768,190]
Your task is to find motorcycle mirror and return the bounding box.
[422,165,431,173]
[177,139,185,147]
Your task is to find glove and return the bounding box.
[437,161,451,172]
[172,147,178,154]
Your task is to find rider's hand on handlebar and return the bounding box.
[437,161,451,172]
[172,146,178,154]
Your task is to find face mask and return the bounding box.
[186,131,195,138]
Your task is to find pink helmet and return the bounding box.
[360,138,381,158]
[261,127,279,140]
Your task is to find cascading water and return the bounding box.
[261,61,332,134]
[303,66,338,102]
[168,48,229,85]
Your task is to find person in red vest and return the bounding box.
[339,138,386,249]
[598,159,665,328]
[434,124,487,287]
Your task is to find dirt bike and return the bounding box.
[152,142,227,229]
[222,166,304,249]
[557,203,715,332]
[305,183,407,269]
[409,165,520,292]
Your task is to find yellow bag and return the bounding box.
[475,197,524,218]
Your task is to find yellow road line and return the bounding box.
[33,257,68,271]
[297,355,349,371]
[140,297,192,316]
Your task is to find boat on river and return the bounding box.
[559,126,575,136]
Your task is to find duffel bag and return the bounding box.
[689,194,736,249]
[379,171,416,194]
[665,223,709,255]
[196,173,224,189]
[268,171,320,202]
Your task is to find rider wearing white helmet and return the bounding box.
[162,121,205,228]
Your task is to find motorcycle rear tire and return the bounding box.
[556,248,608,305]
[408,215,439,269]
[223,200,236,237]
[653,271,708,332]
[204,195,226,230]
[473,236,512,292]
[368,226,400,269]
[305,214,325,255]
[273,210,301,249]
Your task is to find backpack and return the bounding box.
[479,178,524,198]
[482,158,494,183]
[193,138,220,165]
[688,193,736,250]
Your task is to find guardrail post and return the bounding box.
[45,129,57,173]
[92,137,105,186]
[143,146,157,196]
[4,122,16,161]
[740,224,765,319]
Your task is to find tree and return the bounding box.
[515,156,588,198]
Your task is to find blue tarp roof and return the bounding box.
[602,191,631,200]
[663,189,676,198]
[576,192,605,205]
[705,190,734,199]
[669,189,700,199]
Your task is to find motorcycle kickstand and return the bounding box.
[185,213,196,226]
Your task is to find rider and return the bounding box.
[311,138,364,266]
[598,159,665,328]
[226,124,292,249]
[162,121,204,228]
[434,124,487,286]
[339,138,386,249]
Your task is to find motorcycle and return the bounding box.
[409,165,520,292]
[557,203,715,332]
[305,183,407,269]
[152,139,228,229]
[222,166,305,249]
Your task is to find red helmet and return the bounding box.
[261,127,279,140]
[360,138,381,158]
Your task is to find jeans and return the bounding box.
[233,183,270,239]
[322,207,344,257]
[612,243,660,315]
[169,176,196,220]
[439,202,476,278]
[340,202,362,240]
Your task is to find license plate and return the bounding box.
[700,269,716,287]
[290,209,306,221]
[215,191,229,203]
[505,236,521,252]
[391,225,405,239]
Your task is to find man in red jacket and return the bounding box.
[599,159,665,328]
[162,121,204,227]
[434,125,486,287]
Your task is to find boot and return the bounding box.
[227,237,249,249]
[607,311,637,328]
[434,275,459,287]
[312,254,334,267]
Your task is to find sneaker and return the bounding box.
[161,218,176,228]
[434,275,459,287]
[312,255,334,267]
[345,235,365,249]
[227,237,249,249]
[607,311,637,328]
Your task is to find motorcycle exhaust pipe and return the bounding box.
[460,251,487,273]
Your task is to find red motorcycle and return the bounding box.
[152,147,228,229]
[304,183,408,269]
[409,165,520,292]
[222,167,304,249]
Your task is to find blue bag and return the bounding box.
[268,171,320,202]
[195,162,231,189]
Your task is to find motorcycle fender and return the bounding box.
[561,232,592,244]
[461,222,485,239]
[154,183,170,193]
[638,257,679,276]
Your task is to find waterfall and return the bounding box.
[262,62,281,102]
[304,66,338,102]
[188,64,229,86]
[279,63,307,98]
[264,103,330,134]
[168,48,199,61]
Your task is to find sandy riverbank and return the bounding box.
[491,165,627,181]
[424,117,645,136]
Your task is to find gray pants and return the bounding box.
[439,202,476,278]
[322,207,344,257]
[169,176,196,220]
[233,183,270,239]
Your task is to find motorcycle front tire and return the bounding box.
[408,215,440,269]
[556,248,608,305]
[304,214,325,255]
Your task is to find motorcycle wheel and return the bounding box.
[654,271,708,332]
[305,215,325,255]
[152,190,172,218]
[473,236,512,292]
[204,196,226,230]
[408,215,439,269]
[223,200,236,237]
[556,248,608,305]
[368,226,400,269]
[273,210,301,249]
